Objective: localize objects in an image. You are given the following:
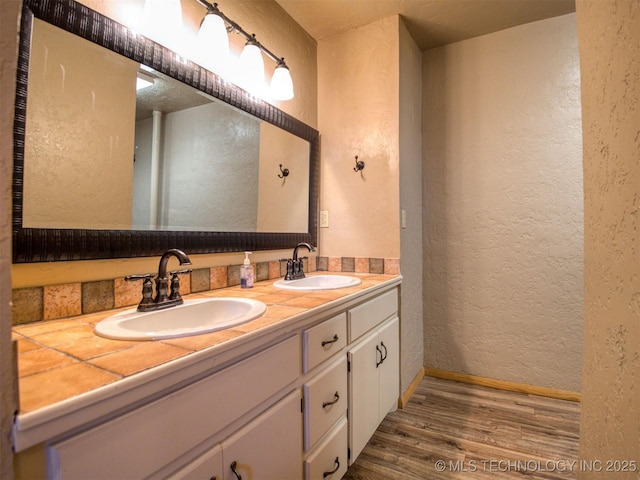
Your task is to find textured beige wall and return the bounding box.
[576,0,639,474]
[317,16,400,259]
[0,1,19,475]
[422,14,584,391]
[398,18,425,391]
[13,0,317,286]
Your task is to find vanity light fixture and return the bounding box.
[196,0,295,100]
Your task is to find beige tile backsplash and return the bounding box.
[12,256,399,325]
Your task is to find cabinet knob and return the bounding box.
[322,391,340,408]
[321,334,339,347]
[323,457,340,478]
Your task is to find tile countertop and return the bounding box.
[12,273,399,419]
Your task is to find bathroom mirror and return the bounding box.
[13,0,319,262]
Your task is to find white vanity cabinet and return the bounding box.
[47,336,300,480]
[22,280,401,480]
[347,290,400,465]
[302,287,400,476]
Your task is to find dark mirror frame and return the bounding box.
[13,0,319,263]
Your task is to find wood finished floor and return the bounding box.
[344,376,580,480]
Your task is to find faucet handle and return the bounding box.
[125,273,154,281]
[170,269,192,276]
[125,274,155,308]
[283,258,295,280]
[169,270,189,302]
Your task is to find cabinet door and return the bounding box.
[347,329,380,465]
[347,317,400,465]
[222,390,302,480]
[378,316,399,418]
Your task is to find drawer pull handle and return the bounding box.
[380,341,388,362]
[322,334,339,347]
[323,457,340,478]
[376,344,383,368]
[322,391,340,408]
[230,461,242,480]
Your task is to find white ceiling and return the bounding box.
[275,0,576,50]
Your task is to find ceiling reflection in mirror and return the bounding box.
[13,0,319,262]
[23,18,309,234]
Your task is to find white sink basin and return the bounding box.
[95,298,267,341]
[273,274,362,291]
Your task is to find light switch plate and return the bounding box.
[320,210,329,228]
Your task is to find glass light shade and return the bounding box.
[143,0,183,52]
[197,12,229,75]
[237,42,265,89]
[271,64,294,100]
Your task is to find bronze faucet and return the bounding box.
[126,249,192,312]
[284,243,315,280]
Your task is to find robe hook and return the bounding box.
[278,164,289,178]
[353,155,365,172]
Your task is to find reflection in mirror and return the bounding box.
[23,19,138,230]
[23,18,309,234]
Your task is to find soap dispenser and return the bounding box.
[241,252,254,288]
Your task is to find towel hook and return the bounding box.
[353,155,365,172]
[278,164,290,178]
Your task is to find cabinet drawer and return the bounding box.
[304,417,348,480]
[302,313,347,372]
[348,289,398,341]
[48,336,300,480]
[303,357,347,451]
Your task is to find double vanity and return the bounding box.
[13,273,401,480]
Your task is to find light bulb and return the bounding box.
[237,36,265,89]
[197,11,229,75]
[271,61,294,100]
[143,0,183,52]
